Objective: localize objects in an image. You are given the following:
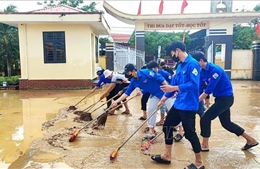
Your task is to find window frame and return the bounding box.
[43,31,66,64]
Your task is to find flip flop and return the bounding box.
[185,163,205,169]
[139,116,147,120]
[121,111,130,115]
[156,121,164,126]
[151,154,171,164]
[174,133,183,142]
[242,142,259,150]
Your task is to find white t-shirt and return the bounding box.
[111,73,129,84]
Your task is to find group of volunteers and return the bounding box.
[92,41,258,169]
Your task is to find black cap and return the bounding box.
[192,51,206,61]
[124,63,136,74]
[147,61,159,69]
[160,61,166,66]
[168,41,186,52]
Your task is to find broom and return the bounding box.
[69,96,135,142]
[74,99,102,116]
[68,90,95,111]
[141,131,163,151]
[79,91,123,121]
[93,95,138,129]
[109,106,161,162]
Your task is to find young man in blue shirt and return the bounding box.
[152,41,204,169]
[111,63,175,140]
[192,52,258,152]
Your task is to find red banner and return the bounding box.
[181,0,188,14]
[137,0,142,15]
[159,0,164,15]
[256,22,260,37]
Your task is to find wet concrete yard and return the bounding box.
[0,80,260,169]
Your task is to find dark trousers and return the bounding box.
[200,95,244,138]
[141,93,150,111]
[106,83,129,108]
[163,107,201,153]
[197,101,205,118]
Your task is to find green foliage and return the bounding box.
[37,0,100,12]
[233,24,260,49]
[129,30,192,58]
[0,75,20,85]
[99,37,110,43]
[0,5,20,77]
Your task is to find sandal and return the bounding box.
[185,163,205,169]
[174,133,183,142]
[121,111,130,115]
[242,142,259,150]
[139,116,147,120]
[156,121,164,126]
[151,154,171,164]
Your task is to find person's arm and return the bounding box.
[157,95,168,108]
[199,92,208,102]
[100,83,116,99]
[204,68,222,95]
[111,93,129,107]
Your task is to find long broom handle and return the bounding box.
[82,99,102,112]
[79,95,137,131]
[118,106,161,150]
[87,90,123,114]
[74,90,95,107]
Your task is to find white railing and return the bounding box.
[114,44,145,73]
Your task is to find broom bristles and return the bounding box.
[109,148,119,161]
[69,129,80,142]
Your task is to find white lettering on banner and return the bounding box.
[145,22,208,30]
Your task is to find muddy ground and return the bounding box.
[2,80,260,169]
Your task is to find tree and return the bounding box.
[129,30,191,58]
[37,0,100,12]
[0,5,19,77]
[233,3,260,49]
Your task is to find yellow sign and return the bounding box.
[145,22,208,30]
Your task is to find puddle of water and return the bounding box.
[0,81,260,169]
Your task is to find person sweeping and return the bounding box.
[111,63,175,140]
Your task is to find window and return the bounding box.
[43,31,66,63]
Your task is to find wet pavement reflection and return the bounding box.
[0,80,260,169]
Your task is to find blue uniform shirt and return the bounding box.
[125,69,166,99]
[96,74,111,87]
[158,70,172,84]
[165,55,200,111]
[202,62,233,97]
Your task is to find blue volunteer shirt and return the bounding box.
[199,71,209,94]
[125,69,165,99]
[202,62,233,97]
[96,74,111,87]
[158,70,172,84]
[165,55,200,111]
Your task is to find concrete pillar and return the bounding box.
[105,42,114,70]
[205,29,233,78]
